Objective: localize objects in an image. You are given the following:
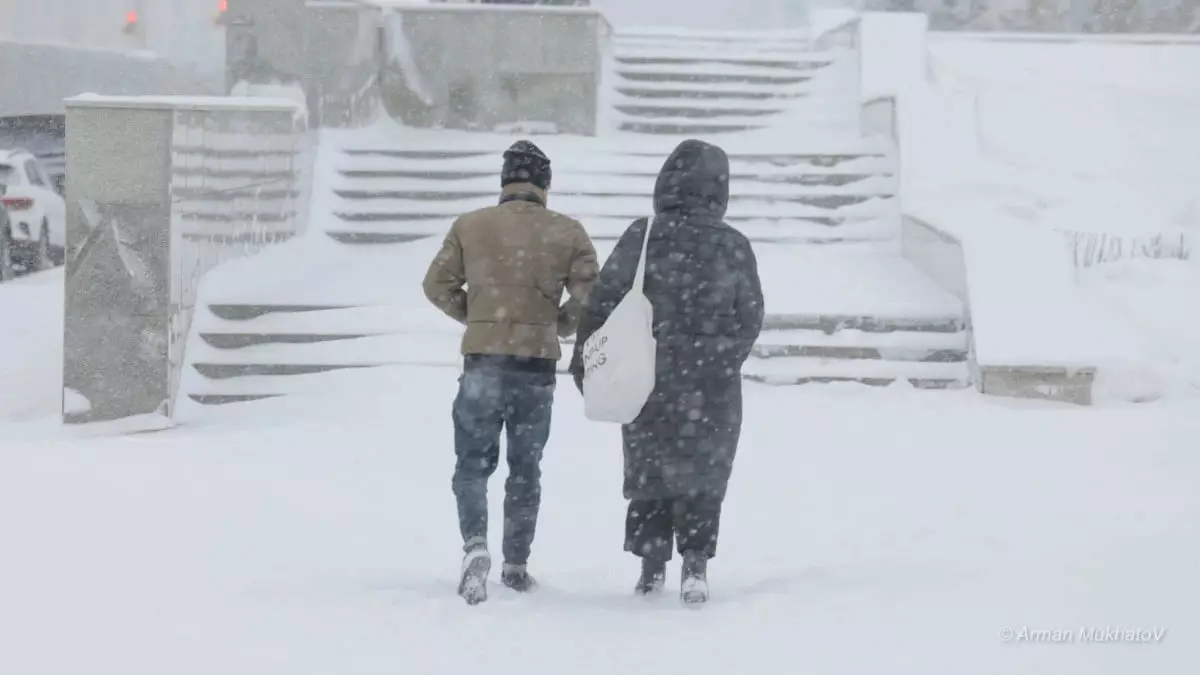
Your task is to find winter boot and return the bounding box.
[457,540,492,606]
[680,552,709,606]
[500,563,539,593]
[634,558,667,596]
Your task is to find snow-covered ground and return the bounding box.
[2,245,1199,675]
[1079,259,1200,402]
[0,268,63,424]
[3,356,1199,674]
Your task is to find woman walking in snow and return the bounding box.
[568,139,764,605]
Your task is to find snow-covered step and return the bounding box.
[333,190,888,211]
[185,370,452,405]
[611,37,818,52]
[615,117,767,135]
[337,142,894,158]
[195,304,446,339]
[192,307,967,355]
[336,172,897,192]
[612,69,819,85]
[326,218,891,244]
[614,82,811,101]
[747,314,970,391]
[614,68,816,87]
[323,217,897,246]
[612,56,830,75]
[615,25,811,41]
[610,96,791,118]
[331,195,890,220]
[184,329,969,402]
[613,47,833,66]
[324,214,890,230]
[324,226,892,247]
[190,333,462,371]
[613,55,824,71]
[338,167,894,185]
[743,356,970,388]
[332,174,897,198]
[188,335,952,380]
[755,326,967,353]
[336,152,895,175]
[760,314,965,333]
[185,311,970,402]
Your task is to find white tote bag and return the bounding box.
[581,220,657,423]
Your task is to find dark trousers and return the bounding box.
[625,494,723,562]
[451,357,555,566]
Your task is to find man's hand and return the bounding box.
[422,223,469,323]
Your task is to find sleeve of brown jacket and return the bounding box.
[556,222,600,338]
[422,221,469,324]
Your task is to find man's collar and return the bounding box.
[499,182,547,206]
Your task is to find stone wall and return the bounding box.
[225,0,383,128]
[62,96,310,423]
[224,1,607,134]
[381,4,607,134]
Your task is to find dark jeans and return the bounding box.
[451,357,556,566]
[625,494,723,562]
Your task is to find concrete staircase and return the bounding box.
[608,27,846,135]
[326,141,899,245]
[183,293,970,406]
[745,315,968,388]
[178,24,971,407]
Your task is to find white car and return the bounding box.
[0,148,66,273]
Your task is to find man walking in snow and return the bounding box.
[423,140,599,605]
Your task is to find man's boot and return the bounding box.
[457,538,491,606]
[680,552,708,606]
[634,557,667,596]
[500,563,539,593]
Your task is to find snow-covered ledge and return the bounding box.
[902,215,1098,406]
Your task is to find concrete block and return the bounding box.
[63,96,310,424]
[979,365,1097,406]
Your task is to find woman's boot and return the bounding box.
[680,552,709,605]
[634,557,667,596]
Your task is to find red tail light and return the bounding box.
[1,197,34,211]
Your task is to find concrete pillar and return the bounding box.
[62,95,308,424]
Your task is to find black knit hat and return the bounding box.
[501,140,552,190]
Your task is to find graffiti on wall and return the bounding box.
[63,199,172,423]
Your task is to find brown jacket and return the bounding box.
[423,183,599,361]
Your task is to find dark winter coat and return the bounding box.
[568,139,765,501]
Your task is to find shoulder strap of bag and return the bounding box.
[633,217,652,288]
